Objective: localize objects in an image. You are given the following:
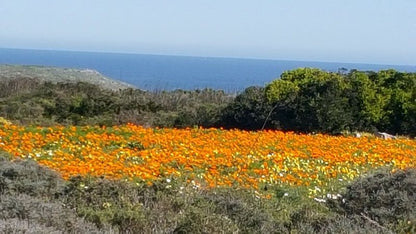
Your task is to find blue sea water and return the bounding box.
[1,48,415,92]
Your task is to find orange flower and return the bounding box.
[0,123,415,190]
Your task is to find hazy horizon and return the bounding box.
[2,46,416,68]
[1,0,415,66]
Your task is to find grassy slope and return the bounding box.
[0,64,135,91]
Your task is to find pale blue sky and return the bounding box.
[0,0,415,65]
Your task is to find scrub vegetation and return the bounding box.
[1,67,415,136]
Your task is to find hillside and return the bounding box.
[0,64,135,90]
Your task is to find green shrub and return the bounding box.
[0,194,108,233]
[60,176,145,230]
[221,86,273,130]
[0,155,64,197]
[0,154,111,233]
[328,168,416,232]
[173,207,240,234]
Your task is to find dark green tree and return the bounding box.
[221,86,273,130]
[266,68,353,133]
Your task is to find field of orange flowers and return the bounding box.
[0,123,415,195]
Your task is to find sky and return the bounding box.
[0,0,415,65]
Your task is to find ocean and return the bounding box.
[1,48,415,92]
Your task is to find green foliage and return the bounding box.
[0,80,232,128]
[347,70,390,131]
[221,86,273,130]
[265,80,299,103]
[384,72,416,135]
[60,176,148,232]
[261,68,416,135]
[264,68,353,133]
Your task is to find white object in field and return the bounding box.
[375,132,396,139]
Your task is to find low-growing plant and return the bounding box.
[0,153,114,233]
[328,167,416,233]
[0,154,64,197]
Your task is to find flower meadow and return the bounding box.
[0,123,415,196]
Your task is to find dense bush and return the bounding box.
[264,68,353,133]
[262,68,416,135]
[0,80,232,127]
[328,168,416,233]
[0,152,112,233]
[221,86,274,130]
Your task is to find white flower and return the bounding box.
[283,193,289,197]
[327,194,336,199]
[166,178,171,183]
[314,198,326,203]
